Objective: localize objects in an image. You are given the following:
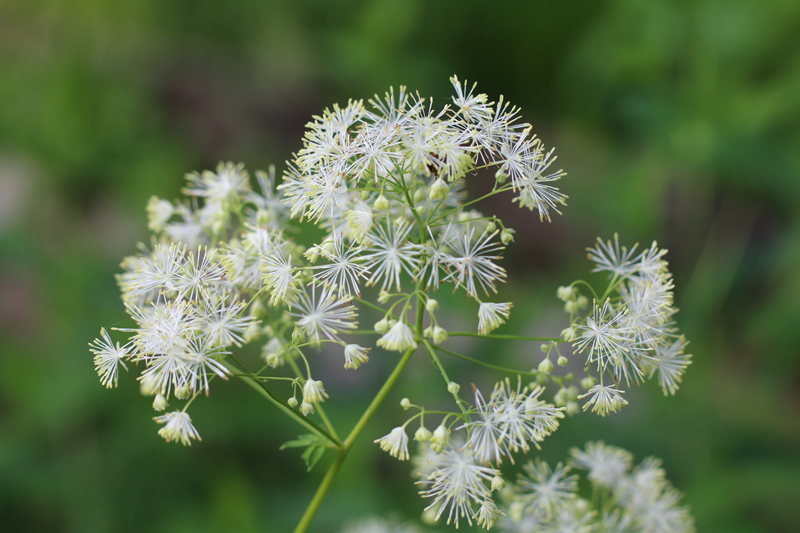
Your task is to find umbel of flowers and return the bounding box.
[90,76,694,532]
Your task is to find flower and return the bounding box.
[89,328,130,388]
[377,320,417,352]
[650,336,692,396]
[569,441,634,489]
[290,285,358,343]
[362,221,421,291]
[478,302,513,335]
[302,379,328,405]
[343,344,370,369]
[418,446,496,528]
[374,426,410,460]
[574,299,633,374]
[444,228,507,297]
[578,384,628,416]
[311,237,369,298]
[516,459,578,520]
[153,411,201,445]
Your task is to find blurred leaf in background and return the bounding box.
[0,0,798,532]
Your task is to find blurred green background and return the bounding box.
[1,0,799,531]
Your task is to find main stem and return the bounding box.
[292,347,416,533]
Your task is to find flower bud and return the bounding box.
[581,376,597,390]
[378,289,391,304]
[374,317,392,334]
[423,325,433,338]
[561,326,578,342]
[413,188,426,204]
[486,221,496,233]
[374,195,390,210]
[429,177,449,200]
[500,228,515,244]
[416,205,426,215]
[557,355,569,366]
[491,475,505,491]
[495,170,509,183]
[152,393,167,411]
[447,381,461,395]
[430,424,450,453]
[287,397,298,408]
[565,300,581,314]
[139,375,159,396]
[300,401,314,415]
[538,358,554,374]
[414,425,432,442]
[432,326,448,344]
[566,401,580,416]
[425,299,439,312]
[576,295,589,309]
[400,398,411,410]
[557,285,577,301]
[175,384,190,400]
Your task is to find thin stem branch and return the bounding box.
[447,332,564,342]
[226,355,342,448]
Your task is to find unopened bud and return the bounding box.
[429,177,449,200]
[557,355,569,366]
[486,221,496,233]
[300,401,314,415]
[374,195,390,210]
[175,384,190,400]
[378,289,391,304]
[374,317,391,334]
[400,398,411,410]
[561,326,578,342]
[491,475,505,491]
[557,285,577,301]
[414,425,432,442]
[287,397,298,408]
[413,188,426,204]
[426,299,439,312]
[581,376,597,390]
[447,381,461,395]
[500,228,515,245]
[152,393,167,411]
[566,401,580,416]
[433,326,448,344]
[538,358,554,374]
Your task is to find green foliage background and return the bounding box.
[1,1,798,531]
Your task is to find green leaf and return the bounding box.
[281,433,329,471]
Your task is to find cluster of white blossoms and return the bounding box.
[551,234,693,417]
[495,441,694,533]
[90,76,694,532]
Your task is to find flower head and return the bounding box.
[153,411,201,445]
[374,426,410,461]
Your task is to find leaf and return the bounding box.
[281,433,329,471]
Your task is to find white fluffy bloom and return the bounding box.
[183,161,250,205]
[418,446,496,528]
[570,441,634,489]
[343,344,370,369]
[516,459,578,520]
[444,228,506,297]
[477,302,512,335]
[289,285,358,343]
[578,384,628,416]
[153,411,201,445]
[377,320,417,352]
[574,299,633,374]
[345,199,374,242]
[89,328,130,388]
[362,221,421,291]
[650,336,692,396]
[374,426,410,461]
[311,237,369,298]
[588,234,640,278]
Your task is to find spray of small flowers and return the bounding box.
[90,76,694,532]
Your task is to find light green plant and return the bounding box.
[90,76,694,532]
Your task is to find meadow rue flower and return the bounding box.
[374,426,410,460]
[478,302,512,335]
[377,320,417,352]
[414,425,432,442]
[578,384,628,416]
[154,411,201,445]
[92,77,696,533]
[343,344,370,370]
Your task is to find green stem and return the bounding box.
[431,343,543,377]
[447,332,564,342]
[226,356,342,448]
[292,346,416,533]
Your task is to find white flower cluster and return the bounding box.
[375,379,564,529]
[496,441,694,533]
[90,76,695,533]
[556,234,693,416]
